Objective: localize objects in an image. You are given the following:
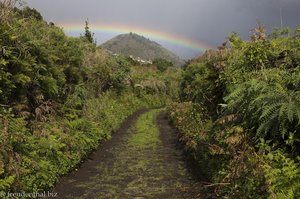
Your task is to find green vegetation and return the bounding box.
[83,20,95,44]
[130,64,181,101]
[152,58,174,72]
[127,109,161,148]
[168,25,300,198]
[0,2,177,194]
[2,2,299,198]
[101,33,184,66]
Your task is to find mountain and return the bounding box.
[101,33,184,66]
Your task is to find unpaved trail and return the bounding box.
[52,109,202,199]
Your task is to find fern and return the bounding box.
[0,161,15,190]
[224,74,300,142]
[263,150,300,198]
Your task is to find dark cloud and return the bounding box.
[25,0,300,59]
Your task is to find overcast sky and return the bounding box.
[25,0,300,59]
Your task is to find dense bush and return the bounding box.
[0,4,173,193]
[169,25,300,198]
[130,65,181,101]
[0,91,165,192]
[180,49,227,117]
[152,58,173,72]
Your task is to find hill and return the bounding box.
[101,33,184,66]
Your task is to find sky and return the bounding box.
[25,0,300,59]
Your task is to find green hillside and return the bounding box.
[101,33,184,66]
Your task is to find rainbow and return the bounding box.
[58,23,211,52]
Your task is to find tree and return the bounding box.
[153,58,173,72]
[84,19,94,44]
[20,6,43,20]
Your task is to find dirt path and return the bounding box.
[52,109,202,199]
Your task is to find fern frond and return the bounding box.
[259,102,281,122]
[279,103,289,121]
[295,109,300,126]
[286,102,295,122]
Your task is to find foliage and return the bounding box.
[224,70,300,145]
[109,55,131,93]
[83,20,94,44]
[130,65,181,101]
[152,58,173,72]
[260,147,300,199]
[180,50,227,117]
[168,102,211,151]
[168,24,300,198]
[0,5,174,193]
[16,6,43,20]
[0,12,85,108]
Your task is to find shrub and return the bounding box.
[169,25,300,197]
[153,58,173,72]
